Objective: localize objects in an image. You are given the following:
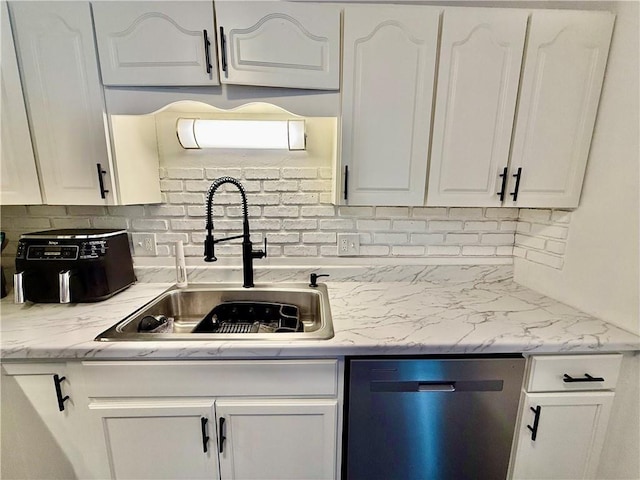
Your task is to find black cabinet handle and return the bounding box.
[510,167,522,202]
[218,417,226,453]
[219,27,228,73]
[200,417,210,453]
[563,373,605,383]
[344,165,349,201]
[203,30,212,74]
[526,405,541,441]
[496,167,508,202]
[96,163,109,199]
[53,374,69,412]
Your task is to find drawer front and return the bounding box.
[527,354,622,392]
[81,359,339,398]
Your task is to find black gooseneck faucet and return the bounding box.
[204,177,266,288]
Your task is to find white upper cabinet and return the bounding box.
[427,8,528,207]
[92,1,219,86]
[215,1,341,90]
[0,3,42,206]
[10,1,115,205]
[338,5,440,206]
[509,10,615,208]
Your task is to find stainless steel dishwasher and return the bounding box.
[344,356,525,480]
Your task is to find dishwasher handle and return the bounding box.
[370,380,503,393]
[418,383,456,392]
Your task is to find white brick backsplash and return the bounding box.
[250,194,280,205]
[301,206,336,217]
[67,206,107,216]
[357,219,391,231]
[264,180,298,192]
[263,206,299,217]
[281,193,318,205]
[339,206,374,217]
[373,232,408,244]
[185,180,213,192]
[302,232,336,243]
[411,207,448,218]
[244,168,280,180]
[167,167,204,179]
[462,246,496,256]
[284,245,318,256]
[2,166,574,265]
[131,219,169,231]
[411,233,445,245]
[529,223,569,239]
[205,168,242,179]
[546,240,566,255]
[551,210,572,223]
[429,220,463,231]
[283,219,317,230]
[167,192,204,204]
[392,245,425,256]
[446,233,480,244]
[448,207,484,219]
[514,234,546,250]
[392,220,427,232]
[376,207,409,217]
[145,205,186,217]
[485,207,519,219]
[251,219,282,230]
[266,233,299,243]
[300,180,332,191]
[464,221,499,231]
[519,208,551,222]
[27,205,67,216]
[282,167,317,179]
[52,217,91,228]
[496,246,514,256]
[427,245,461,256]
[526,249,564,269]
[92,217,129,229]
[360,245,390,256]
[481,233,515,245]
[160,179,183,191]
[319,219,355,230]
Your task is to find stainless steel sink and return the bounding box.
[95,283,333,341]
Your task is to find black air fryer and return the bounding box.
[14,229,135,303]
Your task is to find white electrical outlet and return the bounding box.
[131,233,157,256]
[338,233,360,256]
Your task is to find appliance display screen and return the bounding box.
[26,245,79,260]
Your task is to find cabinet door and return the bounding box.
[89,400,218,480]
[215,1,341,90]
[339,5,440,206]
[0,3,42,205]
[510,391,614,479]
[10,1,114,205]
[92,1,219,86]
[216,399,338,480]
[509,11,614,208]
[1,363,85,478]
[427,8,528,207]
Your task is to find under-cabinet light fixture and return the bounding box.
[176,118,306,151]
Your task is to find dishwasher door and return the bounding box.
[345,356,525,480]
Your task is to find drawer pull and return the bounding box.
[200,417,209,453]
[526,405,541,441]
[563,373,605,383]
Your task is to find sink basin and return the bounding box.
[95,283,334,341]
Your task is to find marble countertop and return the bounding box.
[1,272,638,360]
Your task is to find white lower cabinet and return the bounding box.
[82,359,341,480]
[217,399,337,480]
[509,354,622,479]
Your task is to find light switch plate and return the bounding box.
[131,233,157,256]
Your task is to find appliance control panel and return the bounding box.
[24,245,79,260]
